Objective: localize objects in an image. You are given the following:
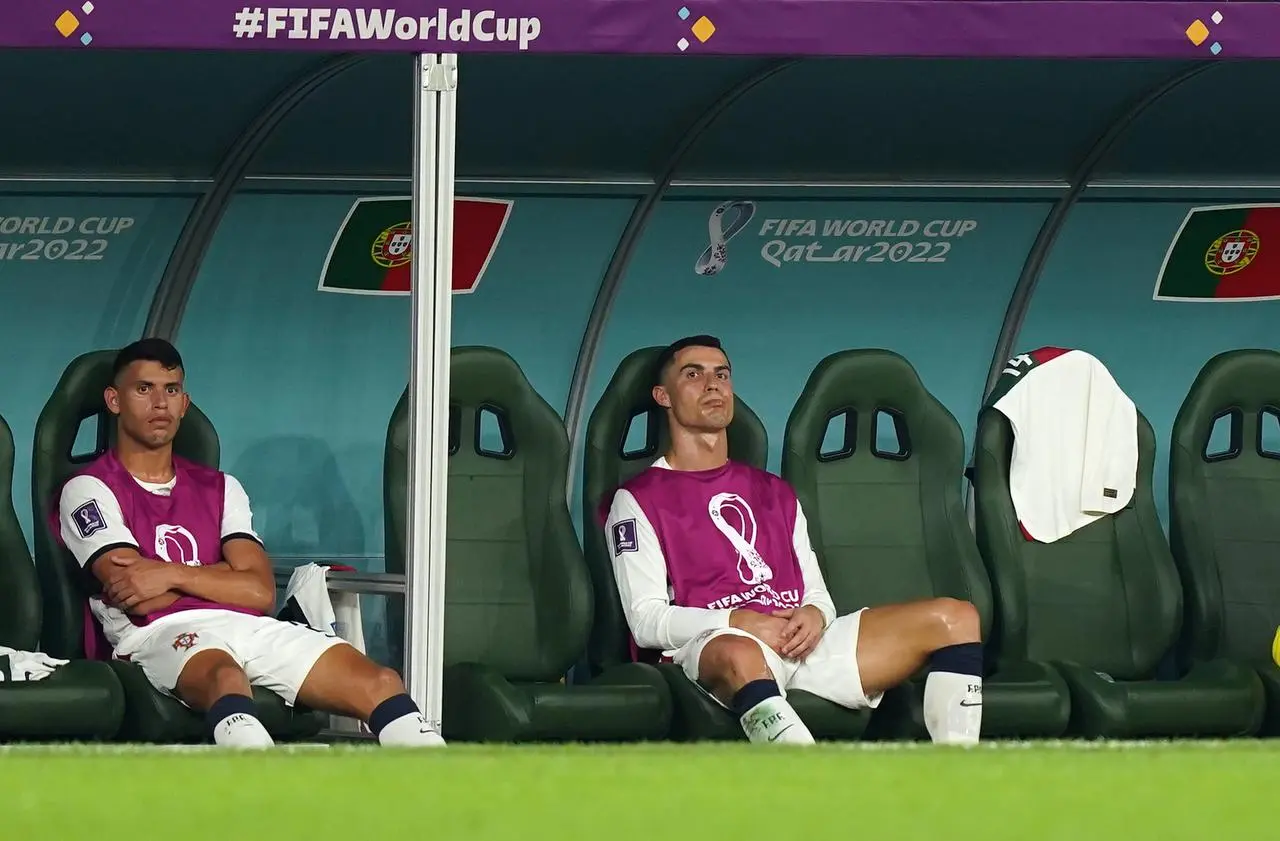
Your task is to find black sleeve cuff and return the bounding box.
[80,541,138,595]
[221,532,264,547]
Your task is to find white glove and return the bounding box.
[0,646,69,682]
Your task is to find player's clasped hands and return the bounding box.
[733,606,826,662]
[773,606,825,661]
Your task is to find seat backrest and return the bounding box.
[385,346,589,683]
[580,344,769,671]
[973,400,1180,680]
[30,349,220,658]
[1169,348,1280,666]
[780,350,994,640]
[0,413,41,651]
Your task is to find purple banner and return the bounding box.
[1,0,1257,57]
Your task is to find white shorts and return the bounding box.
[112,609,347,707]
[675,609,884,711]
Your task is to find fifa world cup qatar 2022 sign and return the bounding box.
[691,200,980,276]
[0,215,136,263]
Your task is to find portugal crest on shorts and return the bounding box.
[371,222,413,268]
[172,632,199,652]
[1204,229,1260,276]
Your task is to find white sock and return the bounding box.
[371,694,446,747]
[206,694,274,748]
[923,672,983,745]
[378,711,447,747]
[739,696,816,745]
[212,711,275,748]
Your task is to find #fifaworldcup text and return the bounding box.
[232,7,542,50]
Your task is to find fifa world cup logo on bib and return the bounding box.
[708,492,774,585]
[155,524,202,567]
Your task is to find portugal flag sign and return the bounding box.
[318,196,513,295]
[1154,204,1280,302]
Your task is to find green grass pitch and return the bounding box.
[1,740,1274,839]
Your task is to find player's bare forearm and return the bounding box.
[122,591,181,615]
[169,563,274,614]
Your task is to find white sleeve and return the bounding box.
[793,501,836,628]
[58,476,140,568]
[606,489,732,652]
[221,474,262,544]
[1078,363,1137,516]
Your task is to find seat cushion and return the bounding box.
[108,661,325,743]
[389,348,674,743]
[782,349,1071,739]
[0,660,123,741]
[386,348,592,682]
[1255,662,1280,737]
[976,406,1184,678]
[655,664,870,742]
[1168,349,1280,738]
[864,661,1071,740]
[0,414,41,653]
[1055,659,1265,738]
[443,662,672,742]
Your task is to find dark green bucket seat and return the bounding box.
[1169,348,1280,735]
[782,349,1071,739]
[0,410,124,741]
[384,346,671,742]
[973,354,1264,738]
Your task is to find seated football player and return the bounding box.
[604,335,984,745]
[56,339,444,749]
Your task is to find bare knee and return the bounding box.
[347,660,407,718]
[297,643,409,720]
[176,649,250,711]
[927,598,981,646]
[366,666,406,705]
[698,635,770,701]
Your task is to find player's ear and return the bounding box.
[179,392,190,417]
[652,385,672,409]
[103,386,121,416]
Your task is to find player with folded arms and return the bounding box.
[55,339,444,749]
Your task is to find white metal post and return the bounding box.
[404,52,458,732]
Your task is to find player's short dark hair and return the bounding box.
[112,338,184,383]
[653,334,727,388]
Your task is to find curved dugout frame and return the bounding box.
[142,57,1223,472]
[134,55,1224,611]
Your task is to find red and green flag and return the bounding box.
[1155,204,1280,302]
[318,196,513,295]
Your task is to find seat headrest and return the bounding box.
[595,346,668,422]
[1174,348,1280,463]
[450,345,553,420]
[387,346,565,463]
[787,349,957,463]
[791,349,939,415]
[1179,349,1280,417]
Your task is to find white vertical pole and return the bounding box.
[404,52,458,732]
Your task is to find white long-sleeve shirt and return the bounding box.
[992,348,1137,543]
[604,460,837,656]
